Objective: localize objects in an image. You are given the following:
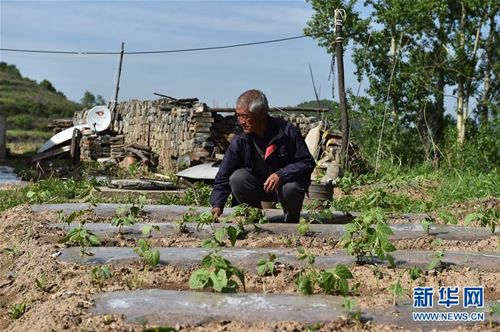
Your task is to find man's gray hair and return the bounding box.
[236,89,269,115]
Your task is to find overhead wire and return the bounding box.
[0,34,326,56]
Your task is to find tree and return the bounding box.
[305,0,500,166]
[81,91,106,108]
[39,79,57,93]
[81,91,96,109]
[95,94,106,105]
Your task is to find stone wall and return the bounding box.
[74,100,324,170]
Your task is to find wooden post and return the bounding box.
[110,42,125,129]
[70,128,82,164]
[334,9,350,167]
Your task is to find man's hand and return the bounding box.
[211,207,222,217]
[263,173,281,193]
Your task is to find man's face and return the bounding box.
[236,106,265,134]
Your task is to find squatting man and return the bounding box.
[210,89,315,223]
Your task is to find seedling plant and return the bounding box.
[135,238,160,282]
[194,210,239,248]
[256,253,277,276]
[111,195,147,234]
[422,210,457,235]
[388,273,406,306]
[189,248,246,293]
[8,302,27,320]
[465,208,500,249]
[294,248,353,296]
[342,298,361,325]
[35,273,48,292]
[229,203,269,234]
[89,265,111,292]
[489,303,500,329]
[339,208,396,267]
[142,225,161,237]
[428,249,445,270]
[405,266,423,291]
[58,219,100,264]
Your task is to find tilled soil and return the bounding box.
[1,203,499,332]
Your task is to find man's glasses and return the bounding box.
[236,113,253,120]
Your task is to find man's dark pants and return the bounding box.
[229,168,306,223]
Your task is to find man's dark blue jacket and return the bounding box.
[210,116,315,210]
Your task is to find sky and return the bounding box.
[0,0,366,108]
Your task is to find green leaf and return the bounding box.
[297,247,305,254]
[267,261,275,275]
[202,240,219,248]
[144,249,160,267]
[88,234,100,246]
[464,213,483,226]
[138,239,149,253]
[376,222,394,235]
[111,217,121,227]
[490,303,500,315]
[257,258,267,266]
[298,274,313,295]
[344,223,357,232]
[66,211,77,224]
[387,254,396,269]
[382,241,396,253]
[407,266,423,280]
[201,254,214,268]
[438,211,457,225]
[229,266,246,292]
[337,278,349,297]
[226,226,238,247]
[388,280,406,296]
[319,270,336,294]
[214,228,227,244]
[428,255,441,270]
[334,264,353,279]
[99,265,111,279]
[210,270,228,292]
[142,225,152,235]
[297,223,309,235]
[222,280,239,293]
[346,243,354,256]
[257,265,267,276]
[189,268,211,289]
[342,299,357,312]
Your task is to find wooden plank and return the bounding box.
[32,145,71,162]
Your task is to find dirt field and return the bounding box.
[1,198,499,332]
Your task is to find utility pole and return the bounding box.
[334,9,350,168]
[113,42,125,111]
[110,42,124,130]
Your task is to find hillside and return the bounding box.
[0,62,82,131]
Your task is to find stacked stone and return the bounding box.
[211,113,237,152]
[80,134,112,161]
[110,135,126,159]
[73,99,326,170]
[48,118,74,133]
[190,104,214,158]
[274,113,320,134]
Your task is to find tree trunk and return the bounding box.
[464,11,485,125]
[479,9,497,125]
[434,8,446,143]
[456,2,467,144]
[334,10,350,168]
